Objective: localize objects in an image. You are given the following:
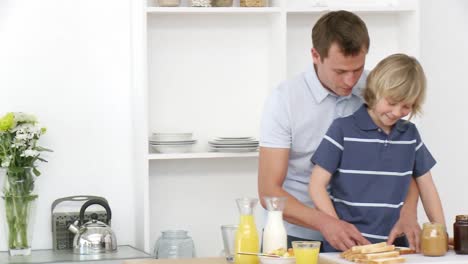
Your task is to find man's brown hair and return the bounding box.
[312,10,370,60]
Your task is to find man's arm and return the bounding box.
[387,177,421,251]
[258,147,369,251]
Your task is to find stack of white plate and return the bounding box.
[208,137,259,152]
[149,132,196,153]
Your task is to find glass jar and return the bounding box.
[157,0,180,7]
[153,230,195,259]
[212,0,233,7]
[190,0,212,7]
[240,0,266,7]
[421,222,447,257]
[454,215,468,254]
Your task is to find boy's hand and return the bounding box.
[387,214,421,252]
[320,216,370,251]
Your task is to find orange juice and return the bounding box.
[293,241,320,264]
[234,214,259,264]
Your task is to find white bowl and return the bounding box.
[151,132,193,141]
[259,256,295,264]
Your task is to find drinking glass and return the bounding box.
[292,241,321,264]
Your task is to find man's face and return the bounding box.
[312,43,366,96]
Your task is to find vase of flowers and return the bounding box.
[0,112,52,256]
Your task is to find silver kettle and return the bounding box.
[68,199,117,254]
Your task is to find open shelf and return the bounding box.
[286,6,416,14]
[146,7,282,14]
[148,151,259,160]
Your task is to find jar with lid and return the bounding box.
[190,0,212,7]
[454,215,468,254]
[212,0,233,7]
[153,230,195,259]
[421,222,447,257]
[157,0,180,7]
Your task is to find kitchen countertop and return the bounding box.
[122,252,468,264]
[0,245,151,264]
[319,251,468,264]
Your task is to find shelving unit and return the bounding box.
[131,0,420,256]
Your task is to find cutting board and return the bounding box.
[319,251,468,264]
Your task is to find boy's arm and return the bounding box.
[387,178,421,251]
[415,171,446,225]
[309,164,339,218]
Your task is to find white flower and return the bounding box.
[12,140,26,148]
[1,156,10,167]
[14,112,37,123]
[15,133,28,141]
[21,149,39,158]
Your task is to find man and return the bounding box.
[258,10,421,252]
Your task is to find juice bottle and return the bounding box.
[234,198,259,264]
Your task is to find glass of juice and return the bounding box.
[292,241,321,264]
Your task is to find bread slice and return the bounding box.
[360,245,395,254]
[339,242,405,263]
[351,242,387,253]
[367,256,406,264]
[395,247,416,255]
[341,242,387,258]
[362,251,399,260]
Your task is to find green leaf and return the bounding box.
[33,167,41,176]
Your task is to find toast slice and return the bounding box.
[395,247,416,255]
[339,242,405,263]
[367,256,406,264]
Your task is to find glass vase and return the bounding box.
[1,167,38,256]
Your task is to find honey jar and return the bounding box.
[421,222,447,257]
[454,215,468,254]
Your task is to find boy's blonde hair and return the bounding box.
[363,53,426,120]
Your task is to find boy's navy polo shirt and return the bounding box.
[311,104,436,251]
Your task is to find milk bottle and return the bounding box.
[262,197,287,254]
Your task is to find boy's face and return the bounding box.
[369,97,413,132]
[312,43,366,96]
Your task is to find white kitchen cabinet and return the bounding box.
[130,0,420,256]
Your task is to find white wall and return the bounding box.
[418,0,468,234]
[0,0,136,250]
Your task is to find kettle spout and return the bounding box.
[68,219,80,234]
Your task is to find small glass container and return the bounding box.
[190,0,212,7]
[211,0,233,7]
[240,0,266,7]
[157,0,180,7]
[454,215,468,254]
[421,222,447,257]
[153,230,195,259]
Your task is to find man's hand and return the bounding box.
[387,212,421,252]
[319,216,370,251]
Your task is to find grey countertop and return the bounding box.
[0,245,152,264]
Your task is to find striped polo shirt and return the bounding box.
[311,104,436,251]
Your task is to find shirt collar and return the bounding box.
[304,63,361,103]
[353,104,410,133]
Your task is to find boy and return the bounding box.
[308,53,446,252]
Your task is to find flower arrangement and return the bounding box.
[0,112,52,255]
